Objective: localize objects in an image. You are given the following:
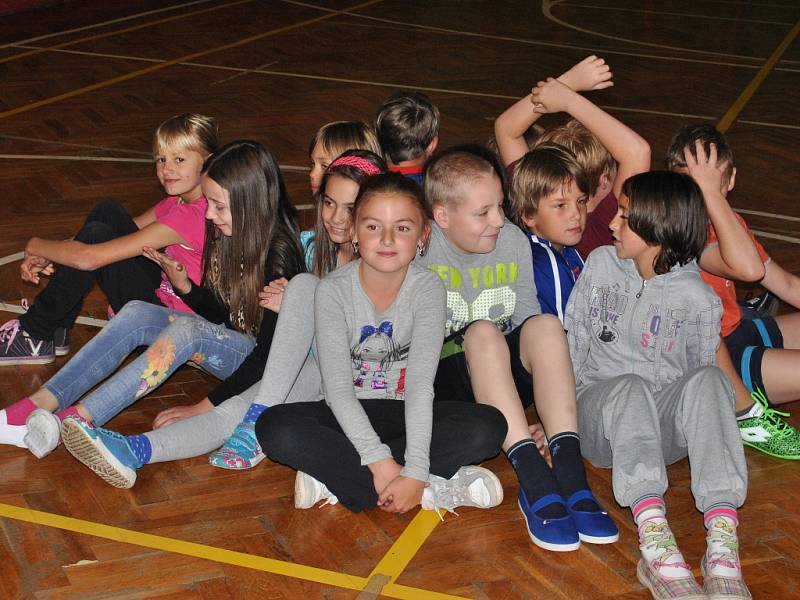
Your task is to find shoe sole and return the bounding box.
[294,472,314,509]
[24,409,61,458]
[55,346,69,357]
[0,356,55,365]
[700,561,752,600]
[578,530,620,544]
[742,440,800,460]
[61,418,136,489]
[637,559,705,600]
[517,498,581,552]
[208,450,266,470]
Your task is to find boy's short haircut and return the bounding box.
[665,123,735,183]
[154,113,219,156]
[536,119,615,197]
[622,170,708,275]
[308,121,382,161]
[424,149,497,208]
[376,91,440,164]
[509,144,590,229]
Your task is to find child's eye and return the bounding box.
[155,157,166,164]
[578,196,588,205]
[175,157,185,163]
[366,224,378,231]
[397,225,410,232]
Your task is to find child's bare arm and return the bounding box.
[494,55,613,167]
[25,222,187,272]
[760,261,800,309]
[133,207,158,229]
[531,76,650,199]
[688,142,764,282]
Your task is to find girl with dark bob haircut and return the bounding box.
[621,170,708,276]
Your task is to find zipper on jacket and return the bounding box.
[635,279,647,298]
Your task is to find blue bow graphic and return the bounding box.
[359,321,393,343]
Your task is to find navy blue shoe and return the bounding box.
[517,489,580,552]
[566,489,619,544]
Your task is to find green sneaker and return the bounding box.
[738,389,800,460]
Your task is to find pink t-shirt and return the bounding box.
[153,195,207,313]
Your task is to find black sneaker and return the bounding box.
[0,319,55,365]
[54,327,70,356]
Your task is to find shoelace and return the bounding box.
[218,424,259,455]
[640,520,692,572]
[751,388,794,439]
[706,527,740,572]
[0,319,20,348]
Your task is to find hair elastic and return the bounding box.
[329,155,381,176]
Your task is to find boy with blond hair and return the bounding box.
[417,148,618,552]
[495,55,650,259]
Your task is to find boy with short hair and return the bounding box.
[495,55,650,259]
[667,124,800,459]
[507,143,589,321]
[418,148,618,552]
[376,91,439,186]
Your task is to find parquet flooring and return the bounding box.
[0,1,798,598]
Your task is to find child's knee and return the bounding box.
[255,407,299,458]
[520,313,565,344]
[462,320,504,352]
[683,366,735,410]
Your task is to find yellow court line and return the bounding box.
[0,0,255,66]
[0,502,366,591]
[0,502,465,598]
[366,509,445,588]
[0,0,383,121]
[717,18,800,133]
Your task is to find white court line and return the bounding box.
[748,230,800,244]
[559,3,793,26]
[542,0,800,64]
[0,133,151,156]
[282,0,799,67]
[8,45,800,131]
[0,154,152,163]
[2,0,219,47]
[700,0,800,7]
[736,208,800,223]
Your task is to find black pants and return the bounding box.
[256,398,507,512]
[20,201,163,340]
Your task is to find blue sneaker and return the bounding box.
[566,489,619,544]
[61,416,141,489]
[517,489,580,552]
[208,421,265,470]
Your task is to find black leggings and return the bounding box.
[257,399,507,512]
[19,201,163,339]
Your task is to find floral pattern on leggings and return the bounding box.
[137,338,177,397]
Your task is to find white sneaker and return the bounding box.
[294,471,338,509]
[0,408,28,448]
[422,466,504,513]
[24,408,61,458]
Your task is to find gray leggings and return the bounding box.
[143,274,322,463]
[576,366,747,512]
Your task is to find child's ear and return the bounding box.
[520,212,537,233]
[726,167,737,193]
[425,136,439,158]
[432,202,449,229]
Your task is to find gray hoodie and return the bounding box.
[564,246,722,392]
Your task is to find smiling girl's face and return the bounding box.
[202,175,232,236]
[321,174,359,244]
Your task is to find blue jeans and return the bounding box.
[44,301,255,425]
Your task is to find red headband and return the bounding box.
[328,155,381,176]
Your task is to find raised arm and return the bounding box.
[530,76,650,200]
[25,222,187,272]
[761,260,800,309]
[688,142,765,282]
[494,56,613,167]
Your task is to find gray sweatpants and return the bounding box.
[144,274,322,463]
[576,366,747,512]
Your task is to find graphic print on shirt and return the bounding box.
[588,282,688,358]
[427,262,519,334]
[351,321,410,398]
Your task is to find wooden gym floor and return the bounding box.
[0,1,798,598]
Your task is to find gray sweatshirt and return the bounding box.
[564,246,722,392]
[416,221,540,351]
[314,260,446,482]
